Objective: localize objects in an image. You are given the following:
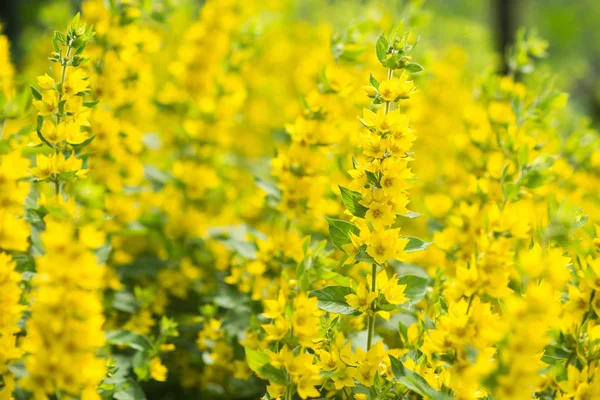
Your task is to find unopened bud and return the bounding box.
[362,85,377,98]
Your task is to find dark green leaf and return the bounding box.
[365,170,380,187]
[36,116,53,148]
[339,186,367,218]
[83,100,99,108]
[325,217,360,252]
[354,244,375,263]
[259,364,287,385]
[309,286,359,315]
[30,86,42,100]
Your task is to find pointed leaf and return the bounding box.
[389,356,450,399]
[339,186,368,218]
[402,236,432,252]
[309,286,359,315]
[325,217,360,251]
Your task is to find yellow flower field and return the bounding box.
[0,1,599,399]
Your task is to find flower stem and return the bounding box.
[367,263,377,350]
[384,66,394,114]
[52,44,72,197]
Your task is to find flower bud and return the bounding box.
[362,85,377,98]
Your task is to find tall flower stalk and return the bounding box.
[330,22,424,349]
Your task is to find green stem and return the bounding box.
[51,45,72,197]
[56,45,72,126]
[466,294,474,313]
[0,118,6,140]
[384,67,394,114]
[367,263,377,350]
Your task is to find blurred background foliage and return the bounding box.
[1,0,599,122]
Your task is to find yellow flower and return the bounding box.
[262,317,289,341]
[31,154,53,180]
[36,73,55,90]
[358,132,385,159]
[331,364,356,389]
[365,201,396,229]
[79,224,106,250]
[383,275,408,305]
[488,100,514,124]
[150,357,167,382]
[33,90,57,116]
[262,291,286,319]
[380,168,412,197]
[62,69,89,98]
[377,78,401,102]
[296,375,321,399]
[0,210,29,252]
[40,120,66,144]
[345,282,377,312]
[366,228,407,264]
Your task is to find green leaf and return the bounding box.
[245,347,269,373]
[7,362,27,379]
[400,211,422,219]
[96,243,112,265]
[13,254,35,273]
[113,380,146,400]
[259,364,287,385]
[70,12,81,32]
[354,244,375,263]
[317,269,352,287]
[541,346,569,365]
[36,116,53,148]
[403,236,431,252]
[393,263,429,278]
[105,330,152,352]
[309,286,359,315]
[398,275,428,305]
[383,52,404,69]
[405,62,424,73]
[369,73,379,89]
[376,34,388,63]
[222,238,258,259]
[30,86,42,100]
[365,170,380,187]
[53,31,67,45]
[325,217,359,252]
[390,21,405,43]
[376,296,397,311]
[389,356,449,399]
[256,176,282,201]
[25,207,46,231]
[339,186,368,218]
[112,291,138,313]
[83,100,99,108]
